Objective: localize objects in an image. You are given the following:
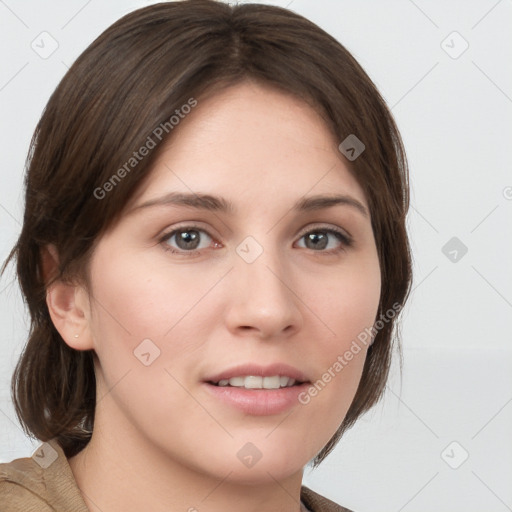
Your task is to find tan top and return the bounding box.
[0,439,354,512]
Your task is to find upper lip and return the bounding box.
[204,363,310,383]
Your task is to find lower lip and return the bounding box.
[202,382,310,415]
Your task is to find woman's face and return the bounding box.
[76,81,380,481]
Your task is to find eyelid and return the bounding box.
[295,222,352,241]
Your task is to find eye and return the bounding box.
[160,225,219,255]
[159,223,353,257]
[295,226,353,253]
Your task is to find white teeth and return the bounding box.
[244,376,263,389]
[229,376,245,387]
[263,376,281,389]
[214,375,299,389]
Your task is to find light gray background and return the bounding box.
[1,1,511,511]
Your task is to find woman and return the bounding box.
[0,1,412,510]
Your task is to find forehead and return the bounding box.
[126,81,368,215]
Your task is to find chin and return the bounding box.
[188,443,308,485]
[226,460,305,486]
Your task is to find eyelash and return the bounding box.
[158,223,353,257]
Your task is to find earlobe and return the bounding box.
[42,244,94,351]
[46,282,94,351]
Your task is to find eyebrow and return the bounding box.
[129,191,369,218]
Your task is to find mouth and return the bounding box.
[201,364,312,415]
[207,375,308,389]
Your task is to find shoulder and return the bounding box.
[0,439,88,512]
[0,445,53,512]
[301,485,357,512]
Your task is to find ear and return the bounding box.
[41,244,94,351]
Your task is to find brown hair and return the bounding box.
[1,0,412,466]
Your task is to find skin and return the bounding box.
[45,80,381,512]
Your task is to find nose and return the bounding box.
[224,241,303,340]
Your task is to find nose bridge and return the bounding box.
[226,233,302,337]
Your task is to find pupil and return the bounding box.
[306,232,327,250]
[177,230,199,250]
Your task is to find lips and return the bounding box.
[201,363,312,415]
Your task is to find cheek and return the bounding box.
[310,252,381,348]
[299,284,378,444]
[86,254,205,420]
[300,251,380,411]
[88,248,208,342]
